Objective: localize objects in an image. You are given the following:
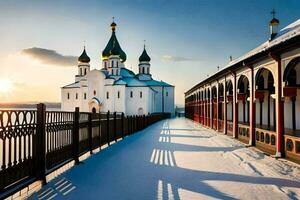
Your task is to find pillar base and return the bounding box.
[274,152,282,158]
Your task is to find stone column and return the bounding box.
[270,53,284,157]
[233,72,238,138]
[224,78,227,134]
[249,65,256,146]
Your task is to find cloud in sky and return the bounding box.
[162,55,196,62]
[22,47,77,67]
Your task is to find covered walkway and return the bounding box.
[31,118,300,200]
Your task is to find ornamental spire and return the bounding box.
[111,17,117,32]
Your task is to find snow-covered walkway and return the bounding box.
[33,118,300,200]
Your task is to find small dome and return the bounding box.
[78,47,90,63]
[139,48,151,62]
[270,17,279,26]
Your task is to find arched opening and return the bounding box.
[237,75,250,124]
[283,57,300,133]
[226,80,234,135]
[138,107,144,115]
[237,75,250,143]
[88,97,102,113]
[218,83,224,131]
[255,68,275,130]
[212,86,217,130]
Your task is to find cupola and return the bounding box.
[78,47,90,63]
[138,43,152,80]
[102,20,127,63]
[139,46,151,62]
[269,9,280,40]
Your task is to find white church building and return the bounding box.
[61,21,175,116]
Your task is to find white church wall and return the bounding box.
[164,87,175,116]
[61,87,81,112]
[125,87,149,116]
[114,85,126,113]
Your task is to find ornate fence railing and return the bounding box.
[0,104,170,198]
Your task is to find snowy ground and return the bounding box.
[31,118,300,200]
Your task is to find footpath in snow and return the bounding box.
[30,118,300,200]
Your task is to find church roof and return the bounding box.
[62,82,80,88]
[139,47,151,62]
[102,22,127,62]
[78,48,90,63]
[185,18,300,95]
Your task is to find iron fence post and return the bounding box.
[73,107,80,164]
[121,112,124,139]
[107,111,110,146]
[36,103,46,184]
[114,112,117,142]
[99,111,102,149]
[88,113,93,154]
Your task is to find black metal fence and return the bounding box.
[0,104,170,198]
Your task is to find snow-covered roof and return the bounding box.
[122,77,148,87]
[225,18,300,69]
[186,18,300,95]
[143,80,173,87]
[62,82,80,88]
[120,68,135,78]
[114,79,127,85]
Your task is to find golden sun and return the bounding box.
[0,79,13,93]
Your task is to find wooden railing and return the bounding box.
[0,104,170,198]
[255,126,276,155]
[238,123,250,144]
[218,120,224,132]
[284,129,300,164]
[227,121,233,135]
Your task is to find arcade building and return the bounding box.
[185,15,300,163]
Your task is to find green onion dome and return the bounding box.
[102,22,127,62]
[78,47,90,63]
[139,47,151,62]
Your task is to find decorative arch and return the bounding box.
[226,80,233,95]
[283,56,300,86]
[218,83,224,97]
[255,68,275,94]
[237,75,249,94]
[212,86,217,98]
[88,97,102,113]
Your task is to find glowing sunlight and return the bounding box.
[0,79,13,94]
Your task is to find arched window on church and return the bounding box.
[94,90,96,95]
[76,93,78,99]
[84,93,87,99]
[104,62,107,69]
[84,68,87,75]
[116,61,119,68]
[140,92,143,98]
[142,67,145,74]
[130,91,133,98]
[118,91,120,98]
[80,68,82,76]
[147,68,149,74]
[67,93,70,99]
[111,60,114,68]
[106,92,109,99]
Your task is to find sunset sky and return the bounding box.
[0,0,299,105]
